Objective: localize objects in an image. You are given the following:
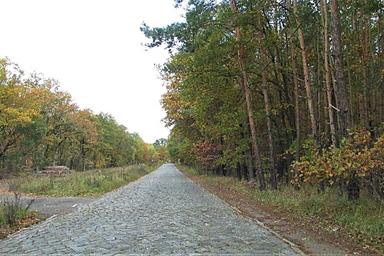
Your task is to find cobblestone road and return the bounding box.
[0,164,299,255]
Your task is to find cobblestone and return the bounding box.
[0,164,299,255]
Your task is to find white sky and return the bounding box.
[0,0,184,143]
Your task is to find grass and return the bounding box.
[0,199,28,227]
[0,193,40,238]
[10,164,155,197]
[180,165,384,254]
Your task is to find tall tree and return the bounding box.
[292,0,317,139]
[230,0,265,189]
[321,0,337,146]
[330,0,349,136]
[289,21,301,160]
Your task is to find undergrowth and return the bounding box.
[180,165,384,254]
[0,192,38,239]
[10,165,154,196]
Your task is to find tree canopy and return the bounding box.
[0,58,167,175]
[143,0,384,200]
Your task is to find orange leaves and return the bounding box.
[291,129,384,188]
[192,140,222,169]
[69,110,98,145]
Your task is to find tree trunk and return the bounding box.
[230,0,265,190]
[362,1,371,128]
[262,71,277,189]
[246,146,254,181]
[347,174,360,200]
[346,56,354,127]
[316,33,323,137]
[293,0,317,140]
[330,0,349,136]
[236,162,242,181]
[257,11,277,189]
[289,14,301,161]
[321,0,337,146]
[241,163,248,181]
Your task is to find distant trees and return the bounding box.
[153,138,169,163]
[0,58,161,175]
[143,0,384,200]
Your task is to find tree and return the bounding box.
[0,58,151,174]
[330,0,349,137]
[142,0,384,199]
[230,0,265,189]
[292,0,317,140]
[320,0,337,146]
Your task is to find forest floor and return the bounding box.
[179,166,382,255]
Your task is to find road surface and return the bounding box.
[0,164,299,255]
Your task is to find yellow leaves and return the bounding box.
[2,107,34,124]
[161,88,194,127]
[291,129,384,187]
[69,110,98,145]
[0,58,157,171]
[0,58,8,83]
[0,85,42,128]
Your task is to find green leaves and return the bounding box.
[143,0,384,197]
[0,58,161,174]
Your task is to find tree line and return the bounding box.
[142,0,384,200]
[0,58,166,176]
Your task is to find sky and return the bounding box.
[0,0,185,143]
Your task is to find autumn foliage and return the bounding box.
[192,141,221,170]
[292,130,384,200]
[0,59,164,175]
[143,0,384,200]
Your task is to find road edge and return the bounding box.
[175,165,306,256]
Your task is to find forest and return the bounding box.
[0,58,166,176]
[142,0,384,201]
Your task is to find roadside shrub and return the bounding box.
[291,130,384,200]
[0,192,34,227]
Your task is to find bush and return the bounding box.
[0,192,34,227]
[291,130,384,200]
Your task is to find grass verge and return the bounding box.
[180,165,384,255]
[0,193,41,239]
[10,164,155,197]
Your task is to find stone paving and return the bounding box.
[0,164,299,255]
